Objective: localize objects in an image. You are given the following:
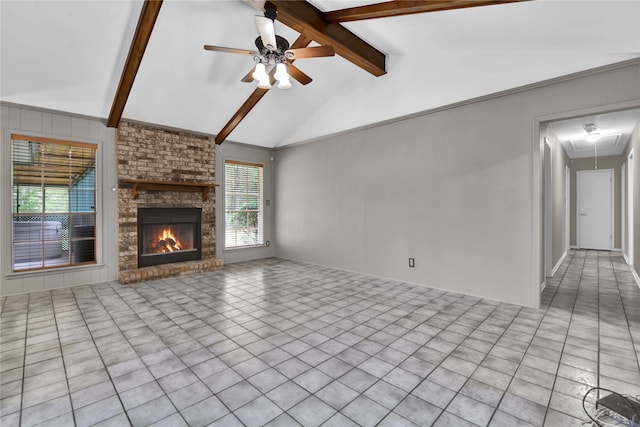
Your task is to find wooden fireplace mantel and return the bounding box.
[119,178,219,201]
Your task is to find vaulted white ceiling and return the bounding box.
[2,0,639,148]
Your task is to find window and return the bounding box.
[11,134,97,271]
[224,160,263,249]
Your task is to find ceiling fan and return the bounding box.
[197,0,530,144]
[204,5,335,90]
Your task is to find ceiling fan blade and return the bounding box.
[204,45,258,55]
[255,16,277,50]
[285,45,335,59]
[286,63,312,85]
[241,67,256,83]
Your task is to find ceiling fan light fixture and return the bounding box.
[277,78,292,90]
[252,63,267,81]
[256,75,271,89]
[274,63,292,89]
[584,123,601,142]
[252,62,271,89]
[586,132,601,143]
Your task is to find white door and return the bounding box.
[577,169,613,250]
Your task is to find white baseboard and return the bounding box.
[613,248,622,252]
[623,252,631,265]
[551,251,567,277]
[540,280,546,292]
[570,245,578,249]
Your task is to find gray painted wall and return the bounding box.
[215,142,275,263]
[275,62,640,308]
[1,104,118,295]
[622,123,640,279]
[569,155,623,249]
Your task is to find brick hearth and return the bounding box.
[117,121,222,283]
[118,259,223,284]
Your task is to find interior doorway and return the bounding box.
[577,169,613,250]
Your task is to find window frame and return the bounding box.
[224,159,265,250]
[10,134,98,272]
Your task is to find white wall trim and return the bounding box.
[532,123,542,309]
[566,165,571,253]
[544,138,553,278]
[623,252,631,265]
[551,250,567,277]
[632,268,640,290]
[540,280,546,292]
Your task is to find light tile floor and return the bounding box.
[1,250,639,426]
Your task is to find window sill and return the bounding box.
[224,244,268,252]
[5,263,105,279]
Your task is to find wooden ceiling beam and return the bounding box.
[214,89,270,145]
[215,35,312,145]
[107,0,163,128]
[266,1,386,77]
[324,0,530,23]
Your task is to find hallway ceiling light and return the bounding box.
[584,123,601,142]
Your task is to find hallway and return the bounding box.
[1,250,639,426]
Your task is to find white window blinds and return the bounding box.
[224,160,263,249]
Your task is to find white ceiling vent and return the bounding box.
[570,134,621,152]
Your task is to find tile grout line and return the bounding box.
[610,253,640,374]
[483,249,575,427]
[351,290,488,426]
[16,292,31,427]
[220,272,467,425]
[102,280,237,426]
[5,256,639,427]
[105,282,206,425]
[376,292,519,426]
[189,267,480,425]
[217,263,567,426]
[68,285,135,426]
[150,267,444,424]
[50,290,79,426]
[540,250,588,425]
[419,299,514,426]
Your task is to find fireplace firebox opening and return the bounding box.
[137,208,202,267]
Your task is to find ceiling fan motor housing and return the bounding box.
[255,35,290,55]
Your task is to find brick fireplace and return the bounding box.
[117,121,222,283]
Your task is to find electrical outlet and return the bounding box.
[266,200,270,206]
[266,240,270,247]
[409,258,415,268]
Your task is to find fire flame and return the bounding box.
[158,228,181,252]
